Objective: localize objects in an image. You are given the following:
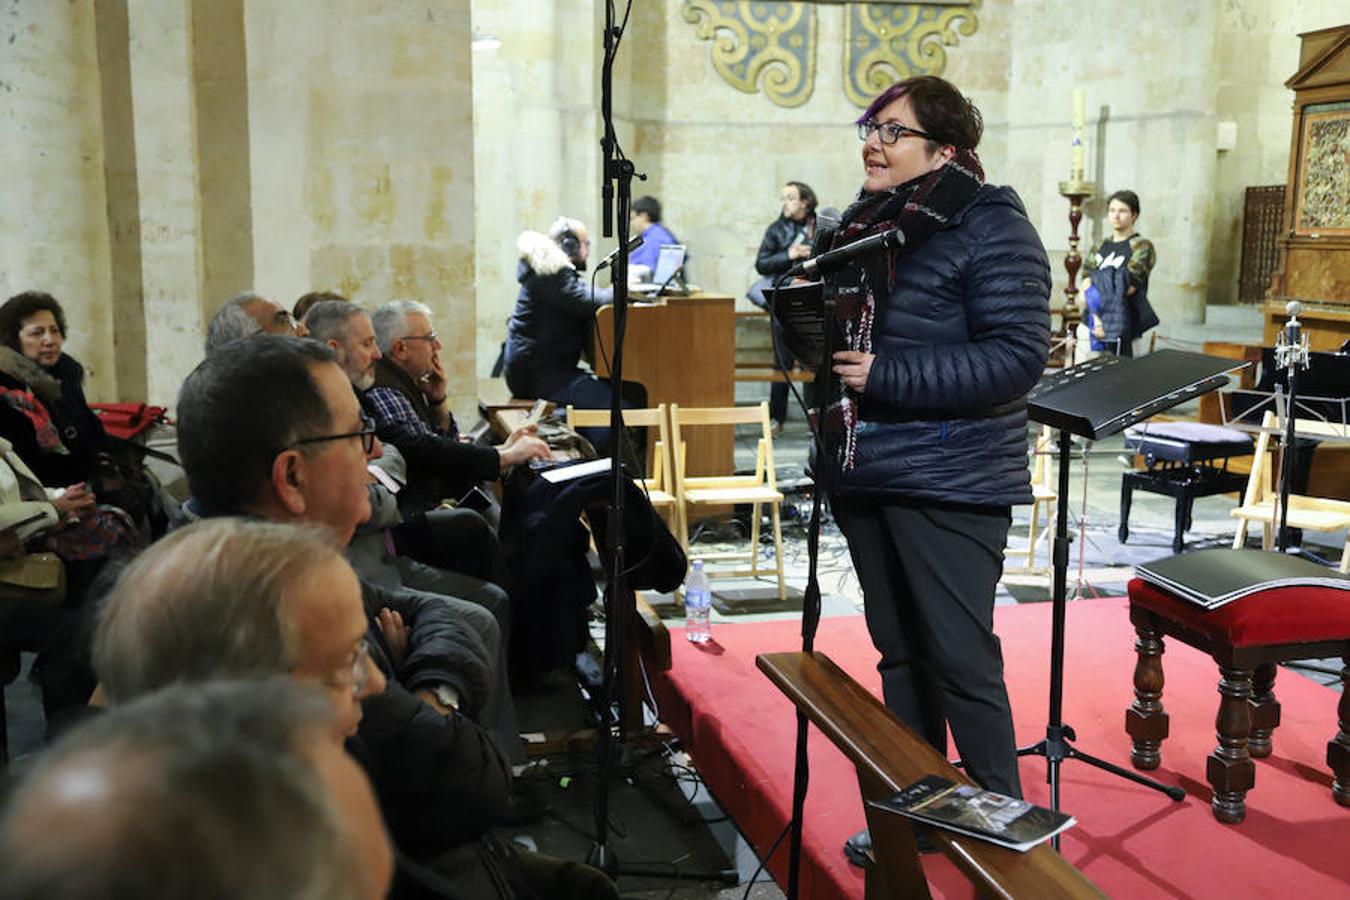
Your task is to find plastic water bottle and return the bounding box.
[684,560,712,644]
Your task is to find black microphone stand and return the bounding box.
[588,0,633,879]
[586,9,739,884]
[1274,301,1309,552]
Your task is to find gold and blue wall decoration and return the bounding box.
[681,1,980,110]
[681,2,818,108]
[843,2,979,108]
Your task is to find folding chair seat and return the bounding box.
[669,401,786,601]
[1231,411,1350,572]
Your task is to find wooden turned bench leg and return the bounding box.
[1247,662,1280,759]
[1330,656,1350,808]
[1208,666,1256,823]
[1126,619,1169,770]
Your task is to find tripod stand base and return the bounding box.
[1018,723,1185,848]
[1019,731,1186,800]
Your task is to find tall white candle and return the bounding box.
[1070,89,1086,179]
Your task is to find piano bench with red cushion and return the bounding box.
[1125,577,1350,823]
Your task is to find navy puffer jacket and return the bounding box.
[832,184,1051,507]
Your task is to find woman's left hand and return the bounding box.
[832,351,875,393]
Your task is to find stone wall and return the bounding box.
[2,0,477,412]
[0,1,116,399]
[247,0,478,417]
[1207,0,1349,308]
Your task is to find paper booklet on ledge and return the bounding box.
[1136,547,1350,610]
[867,775,1075,853]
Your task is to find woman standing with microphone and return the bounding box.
[822,75,1052,864]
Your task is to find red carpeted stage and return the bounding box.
[647,597,1350,899]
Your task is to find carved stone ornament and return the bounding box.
[844,1,979,109]
[681,2,818,108]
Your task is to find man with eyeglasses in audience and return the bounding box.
[174,335,521,752]
[367,299,551,514]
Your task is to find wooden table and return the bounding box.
[593,293,735,478]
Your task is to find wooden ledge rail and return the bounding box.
[756,651,1104,900]
[735,367,815,383]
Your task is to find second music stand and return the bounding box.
[1022,349,1249,847]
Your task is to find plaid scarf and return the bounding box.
[826,148,984,473]
[0,386,67,455]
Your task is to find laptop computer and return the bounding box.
[631,244,687,294]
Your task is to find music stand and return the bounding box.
[1023,349,1248,847]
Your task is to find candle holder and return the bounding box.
[1058,179,1096,307]
[1051,179,1095,367]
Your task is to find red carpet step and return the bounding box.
[648,597,1350,899]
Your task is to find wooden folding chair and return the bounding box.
[1006,425,1057,573]
[669,401,786,600]
[565,405,677,529]
[1231,410,1350,572]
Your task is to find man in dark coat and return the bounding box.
[500,217,646,455]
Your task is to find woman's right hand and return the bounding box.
[54,483,96,518]
[788,242,811,261]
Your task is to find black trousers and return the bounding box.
[832,497,1021,798]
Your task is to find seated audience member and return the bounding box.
[92,518,613,900]
[367,299,550,509]
[295,289,350,330]
[174,335,520,759]
[202,290,301,355]
[0,291,111,487]
[627,195,678,279]
[500,218,648,455]
[0,437,99,734]
[0,678,393,900]
[0,291,144,587]
[306,300,513,622]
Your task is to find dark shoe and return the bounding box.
[843,825,938,867]
[843,829,872,867]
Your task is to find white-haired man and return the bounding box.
[367,299,550,512]
[500,216,647,455]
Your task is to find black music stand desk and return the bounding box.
[1020,350,1248,845]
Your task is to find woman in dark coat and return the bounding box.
[0,291,112,488]
[825,76,1051,864]
[0,291,142,572]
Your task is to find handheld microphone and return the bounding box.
[788,227,904,279]
[811,208,841,257]
[594,235,645,272]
